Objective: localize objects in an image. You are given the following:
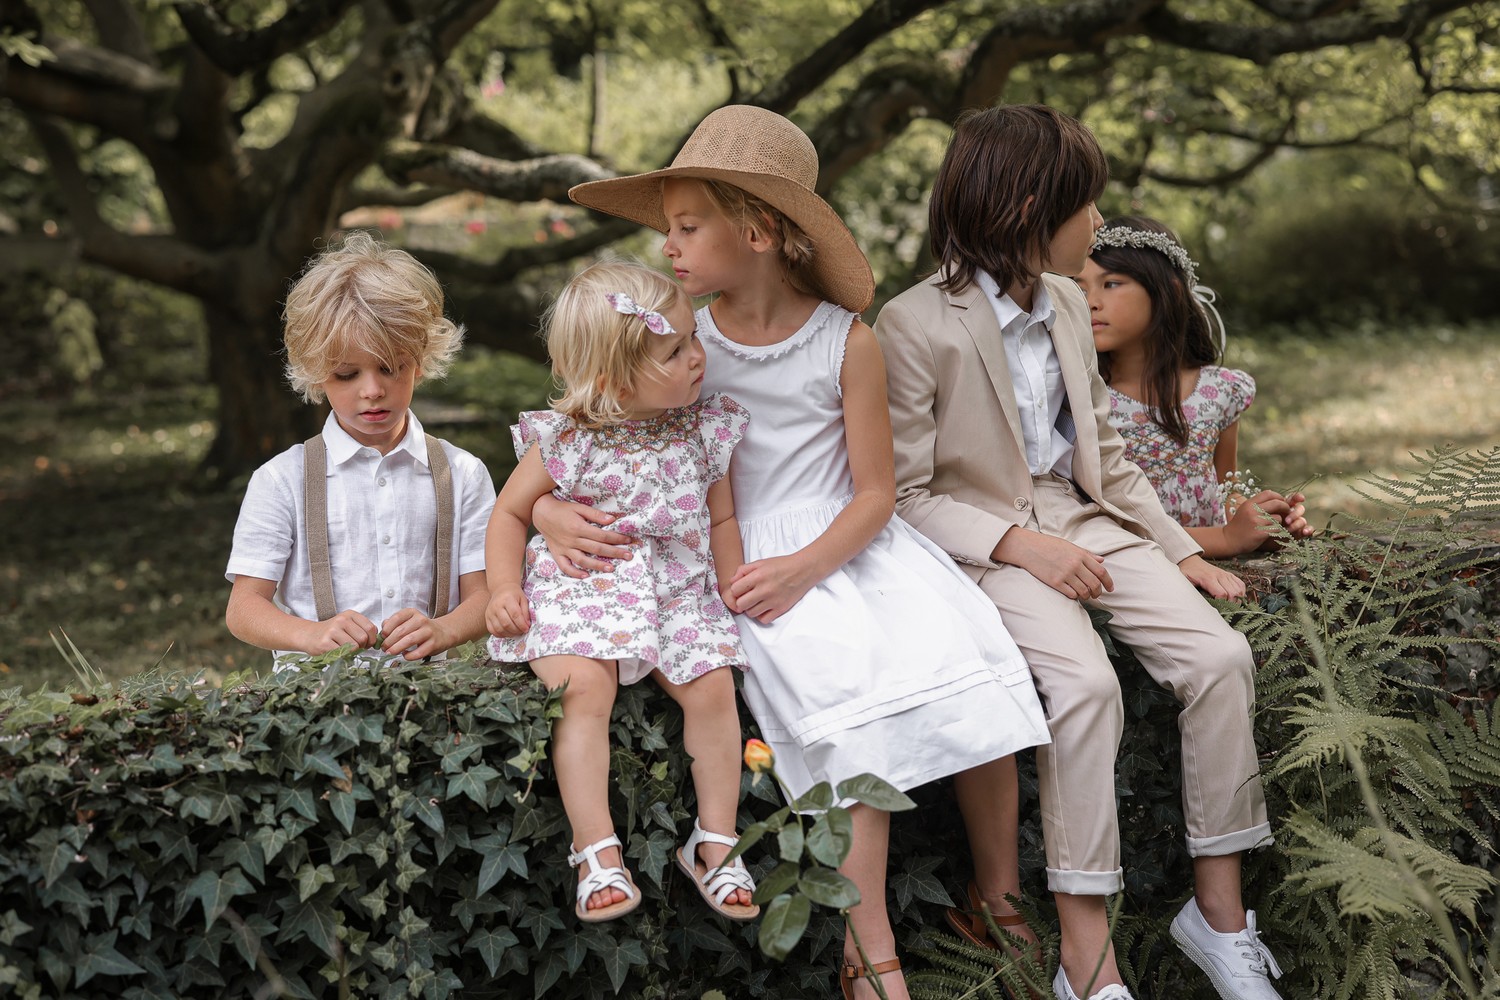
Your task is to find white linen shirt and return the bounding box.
[977,272,1076,479]
[226,412,495,662]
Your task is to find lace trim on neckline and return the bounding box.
[697,301,844,361]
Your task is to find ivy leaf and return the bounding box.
[75,930,146,984]
[466,926,520,977]
[277,787,319,823]
[835,774,916,812]
[890,856,953,909]
[182,867,254,926]
[0,909,33,947]
[277,898,339,958]
[301,749,347,780]
[806,808,854,867]
[600,936,647,993]
[476,842,528,895]
[294,863,336,902]
[28,829,73,889]
[409,795,444,835]
[328,791,356,834]
[447,764,500,806]
[756,893,811,961]
[798,868,860,910]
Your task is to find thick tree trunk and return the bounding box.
[198,299,322,483]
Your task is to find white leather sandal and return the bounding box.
[568,834,641,923]
[674,819,760,921]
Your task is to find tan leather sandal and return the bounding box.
[839,957,902,1000]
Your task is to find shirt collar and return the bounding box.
[320,411,429,466]
[978,271,1056,334]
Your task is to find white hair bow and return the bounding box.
[604,292,676,336]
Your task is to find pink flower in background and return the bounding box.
[466,220,487,235]
[482,77,506,98]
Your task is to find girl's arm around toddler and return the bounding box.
[725,322,896,624]
[707,471,746,613]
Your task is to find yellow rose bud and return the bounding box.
[743,738,774,775]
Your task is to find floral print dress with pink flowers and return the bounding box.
[1106,365,1255,528]
[487,395,749,685]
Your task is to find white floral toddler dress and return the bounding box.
[488,395,749,686]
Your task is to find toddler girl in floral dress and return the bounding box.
[485,260,758,924]
[1076,216,1314,558]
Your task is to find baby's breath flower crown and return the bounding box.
[1092,225,1200,287]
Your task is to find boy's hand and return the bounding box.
[992,527,1114,601]
[728,556,815,624]
[1178,554,1246,600]
[486,586,531,637]
[306,610,379,653]
[533,494,637,578]
[381,608,449,660]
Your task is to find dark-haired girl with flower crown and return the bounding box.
[1076,217,1314,559]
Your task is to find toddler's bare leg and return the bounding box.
[531,654,623,912]
[655,668,750,906]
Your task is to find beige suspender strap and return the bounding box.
[426,434,454,617]
[302,434,337,622]
[301,432,456,624]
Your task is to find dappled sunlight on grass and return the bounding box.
[1230,321,1500,525]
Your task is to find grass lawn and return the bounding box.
[3,323,1497,691]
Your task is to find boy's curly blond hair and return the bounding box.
[546,261,689,427]
[282,231,463,403]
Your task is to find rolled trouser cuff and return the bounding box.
[1186,822,1273,858]
[1046,866,1125,895]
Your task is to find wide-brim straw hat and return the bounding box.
[569,105,875,314]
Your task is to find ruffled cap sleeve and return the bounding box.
[1216,368,1256,429]
[510,410,587,492]
[696,394,749,481]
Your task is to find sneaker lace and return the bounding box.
[1235,911,1283,979]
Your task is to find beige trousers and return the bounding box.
[976,477,1271,895]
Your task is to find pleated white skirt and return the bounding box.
[736,496,1051,800]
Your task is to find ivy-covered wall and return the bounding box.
[3,451,1498,999]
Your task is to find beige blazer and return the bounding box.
[876,271,1200,574]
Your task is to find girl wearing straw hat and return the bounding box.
[538,106,1052,999]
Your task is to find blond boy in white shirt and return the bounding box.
[226,233,495,666]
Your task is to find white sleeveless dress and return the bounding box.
[698,301,1050,799]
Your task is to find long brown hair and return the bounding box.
[1090,216,1220,445]
[929,104,1108,295]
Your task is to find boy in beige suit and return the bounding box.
[876,105,1284,1000]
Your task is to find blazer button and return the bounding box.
[1014,497,1030,511]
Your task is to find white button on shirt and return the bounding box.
[226,412,496,663]
[977,272,1076,478]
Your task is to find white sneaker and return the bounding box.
[1052,966,1135,1000]
[1170,897,1285,1000]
